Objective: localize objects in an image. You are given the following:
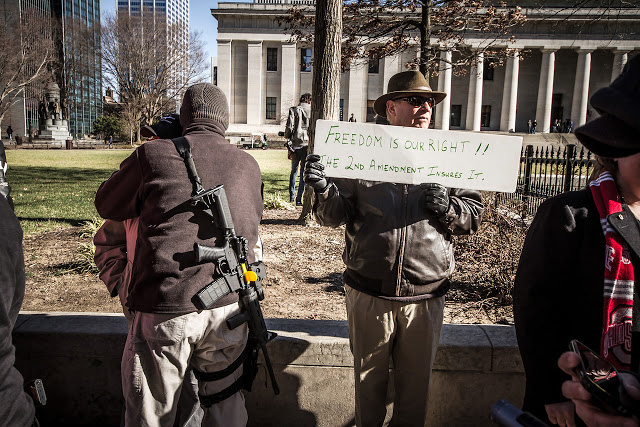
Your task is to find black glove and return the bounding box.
[304,154,329,192]
[423,183,449,218]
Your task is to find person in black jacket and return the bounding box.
[0,142,37,426]
[514,54,640,427]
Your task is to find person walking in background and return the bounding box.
[7,126,13,141]
[349,113,356,122]
[532,119,537,134]
[527,119,532,134]
[284,93,311,206]
[304,70,484,426]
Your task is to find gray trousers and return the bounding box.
[122,303,248,427]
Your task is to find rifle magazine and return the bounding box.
[193,276,232,310]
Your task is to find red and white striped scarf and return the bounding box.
[590,172,635,370]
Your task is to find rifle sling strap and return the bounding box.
[171,137,261,404]
[171,137,204,197]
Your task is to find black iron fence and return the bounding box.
[498,144,595,218]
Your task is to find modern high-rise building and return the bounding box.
[117,0,190,105]
[52,0,102,138]
[0,0,101,139]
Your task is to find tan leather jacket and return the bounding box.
[314,179,483,298]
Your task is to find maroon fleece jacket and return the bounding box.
[95,120,263,314]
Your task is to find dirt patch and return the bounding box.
[22,208,513,324]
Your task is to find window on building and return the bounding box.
[301,48,312,72]
[213,66,217,86]
[481,105,491,127]
[368,57,380,74]
[483,62,494,81]
[450,105,462,127]
[266,97,277,120]
[340,99,344,121]
[267,48,278,72]
[366,100,375,122]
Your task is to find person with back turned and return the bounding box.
[95,83,263,426]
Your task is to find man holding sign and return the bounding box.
[304,70,484,426]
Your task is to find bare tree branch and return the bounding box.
[0,11,55,122]
[100,12,206,142]
[278,0,527,76]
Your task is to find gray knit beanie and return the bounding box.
[179,83,229,130]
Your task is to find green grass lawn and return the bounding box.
[7,148,291,235]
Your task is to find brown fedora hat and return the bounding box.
[575,54,640,158]
[374,70,447,117]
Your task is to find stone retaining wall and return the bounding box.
[13,312,524,426]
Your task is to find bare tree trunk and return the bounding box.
[299,0,342,222]
[419,0,432,76]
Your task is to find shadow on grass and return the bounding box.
[17,217,87,226]
[10,165,114,183]
[261,171,288,195]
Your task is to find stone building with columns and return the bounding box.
[211,0,639,136]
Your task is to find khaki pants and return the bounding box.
[122,303,249,427]
[345,285,445,427]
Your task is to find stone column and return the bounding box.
[280,43,298,125]
[611,50,629,83]
[535,49,556,133]
[382,55,400,97]
[465,52,483,131]
[499,50,520,132]
[436,50,452,130]
[348,59,366,122]
[247,41,263,125]
[571,49,592,128]
[217,40,232,123]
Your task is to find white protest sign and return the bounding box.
[312,120,522,192]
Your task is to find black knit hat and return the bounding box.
[179,83,229,130]
[141,114,182,139]
[575,54,640,158]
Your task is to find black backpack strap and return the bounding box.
[172,137,204,196]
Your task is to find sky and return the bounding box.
[100,1,222,82]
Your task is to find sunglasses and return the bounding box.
[394,96,435,108]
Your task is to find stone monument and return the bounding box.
[34,82,71,146]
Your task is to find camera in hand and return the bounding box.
[278,131,285,137]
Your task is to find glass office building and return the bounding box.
[0,0,101,139]
[52,0,102,138]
